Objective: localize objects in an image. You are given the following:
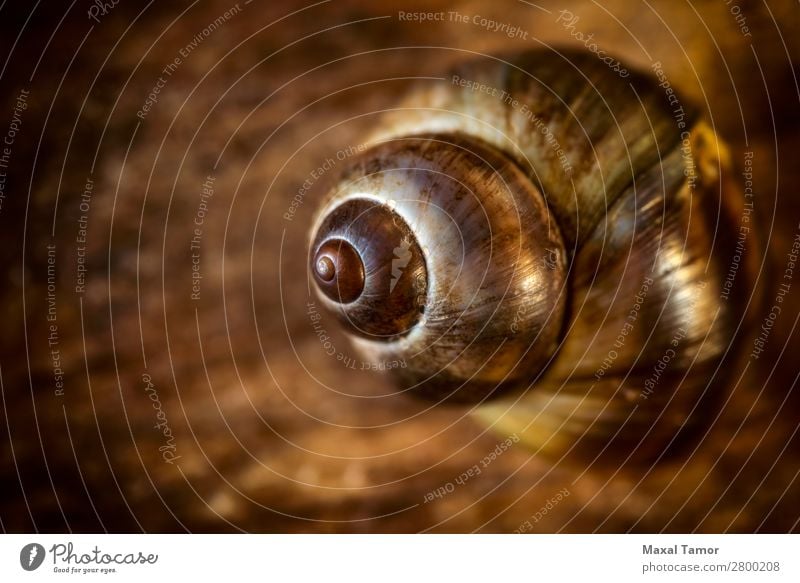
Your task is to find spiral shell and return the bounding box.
[310,134,567,402]
[309,49,757,461]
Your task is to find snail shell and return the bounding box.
[308,50,756,461]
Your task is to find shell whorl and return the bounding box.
[309,49,756,460]
[310,134,567,402]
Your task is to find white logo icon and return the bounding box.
[390,240,412,293]
[20,543,45,571]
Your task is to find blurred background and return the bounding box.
[0,0,798,532]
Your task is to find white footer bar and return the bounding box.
[1,534,797,581]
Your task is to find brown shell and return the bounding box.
[310,134,567,403]
[310,49,759,460]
